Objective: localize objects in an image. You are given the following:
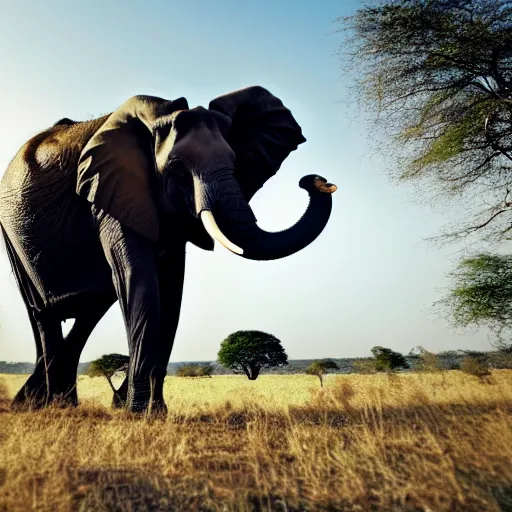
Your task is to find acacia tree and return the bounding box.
[371,346,409,371]
[342,0,512,244]
[217,330,288,380]
[306,360,340,387]
[87,353,129,407]
[437,253,512,342]
[408,346,443,372]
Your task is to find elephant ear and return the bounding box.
[77,95,189,241]
[209,86,306,202]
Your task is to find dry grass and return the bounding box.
[0,371,511,511]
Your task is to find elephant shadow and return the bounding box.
[69,466,218,512]
[71,467,173,512]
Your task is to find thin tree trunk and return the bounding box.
[105,375,117,393]
[248,366,260,380]
[112,376,128,409]
[241,364,251,379]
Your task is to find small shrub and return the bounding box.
[176,364,213,378]
[371,346,409,372]
[488,344,512,369]
[409,346,443,372]
[461,356,491,379]
[352,358,378,374]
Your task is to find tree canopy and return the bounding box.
[408,346,443,372]
[217,330,288,380]
[87,353,129,394]
[306,360,340,387]
[437,253,512,340]
[343,0,512,243]
[371,346,409,371]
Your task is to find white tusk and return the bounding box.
[200,210,244,255]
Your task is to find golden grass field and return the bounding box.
[1,370,512,511]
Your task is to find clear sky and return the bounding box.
[0,0,492,363]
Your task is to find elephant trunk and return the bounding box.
[200,174,336,261]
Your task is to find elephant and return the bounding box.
[0,86,337,414]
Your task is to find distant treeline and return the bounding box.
[0,352,469,375]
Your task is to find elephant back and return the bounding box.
[0,116,114,307]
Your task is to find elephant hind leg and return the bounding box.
[11,354,48,410]
[57,294,115,405]
[3,227,52,410]
[12,294,115,410]
[11,311,64,410]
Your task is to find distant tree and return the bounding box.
[342,0,512,244]
[217,330,288,380]
[176,363,214,378]
[352,358,378,374]
[198,363,214,377]
[0,361,35,374]
[408,346,443,372]
[306,360,340,387]
[371,346,409,372]
[87,354,129,406]
[488,342,512,369]
[460,352,492,380]
[438,349,465,370]
[176,365,194,377]
[437,254,512,342]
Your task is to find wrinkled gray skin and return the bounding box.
[0,86,336,414]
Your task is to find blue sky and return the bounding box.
[0,0,491,363]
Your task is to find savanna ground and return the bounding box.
[0,371,511,511]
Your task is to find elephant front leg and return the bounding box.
[125,245,186,415]
[97,212,184,415]
[147,245,186,415]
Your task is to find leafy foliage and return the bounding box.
[487,342,512,369]
[342,0,512,243]
[176,364,214,378]
[460,355,491,378]
[306,360,340,387]
[371,346,409,372]
[352,358,379,374]
[438,253,512,340]
[87,354,129,379]
[408,346,443,372]
[87,353,129,394]
[217,330,288,380]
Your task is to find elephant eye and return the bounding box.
[169,159,187,179]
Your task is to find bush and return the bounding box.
[352,358,378,374]
[176,364,213,378]
[460,356,491,379]
[409,346,443,372]
[371,346,409,372]
[488,344,512,370]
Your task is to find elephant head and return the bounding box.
[77,86,336,260]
